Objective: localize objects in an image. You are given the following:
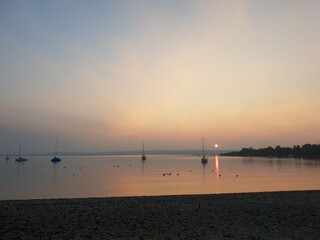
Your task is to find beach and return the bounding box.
[1,190,319,240]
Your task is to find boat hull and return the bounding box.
[51,157,61,163]
[16,157,28,162]
[201,157,208,163]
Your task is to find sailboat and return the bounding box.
[51,136,61,163]
[141,141,146,160]
[201,138,208,163]
[5,147,10,160]
[15,145,28,162]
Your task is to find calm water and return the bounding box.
[1,155,320,200]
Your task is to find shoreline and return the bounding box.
[1,190,320,239]
[1,189,319,202]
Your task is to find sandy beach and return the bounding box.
[1,190,319,240]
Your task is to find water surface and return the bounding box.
[1,155,320,200]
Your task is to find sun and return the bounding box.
[214,144,218,148]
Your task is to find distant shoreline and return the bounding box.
[4,144,320,158]
[1,190,320,239]
[221,144,320,159]
[1,149,229,157]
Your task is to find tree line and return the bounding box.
[221,144,320,158]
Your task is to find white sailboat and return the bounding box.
[141,141,146,160]
[201,138,208,163]
[51,136,61,163]
[15,145,28,162]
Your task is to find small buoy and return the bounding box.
[177,174,179,176]
[236,175,238,177]
[219,174,221,177]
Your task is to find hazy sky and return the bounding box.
[1,0,320,153]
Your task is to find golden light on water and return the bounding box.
[215,155,220,178]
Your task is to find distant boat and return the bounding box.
[51,136,61,163]
[141,141,146,160]
[201,138,208,163]
[51,156,61,163]
[5,147,10,160]
[15,145,28,162]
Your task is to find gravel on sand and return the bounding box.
[1,190,320,240]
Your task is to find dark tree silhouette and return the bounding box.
[221,144,320,158]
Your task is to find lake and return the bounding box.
[1,155,320,200]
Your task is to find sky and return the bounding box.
[0,0,320,153]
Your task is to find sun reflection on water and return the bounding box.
[215,155,220,178]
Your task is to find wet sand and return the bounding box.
[1,190,319,240]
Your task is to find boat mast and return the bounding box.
[54,135,58,158]
[18,145,21,159]
[142,141,145,155]
[202,138,205,157]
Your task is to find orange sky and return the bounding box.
[0,1,319,153]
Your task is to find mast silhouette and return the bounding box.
[51,135,61,162]
[201,138,208,163]
[16,145,28,162]
[141,141,146,160]
[5,147,10,160]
